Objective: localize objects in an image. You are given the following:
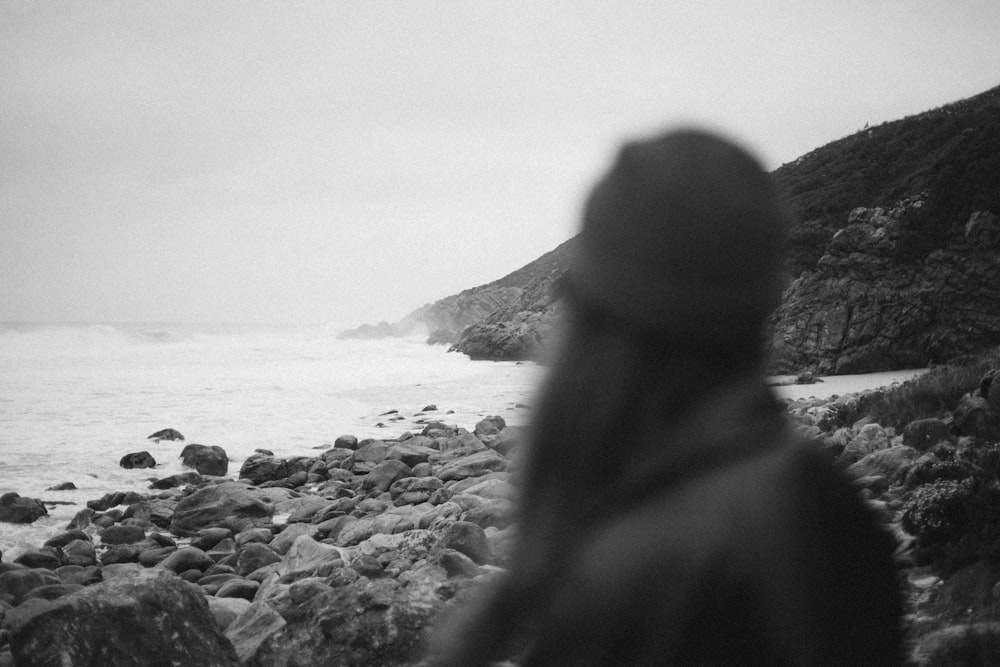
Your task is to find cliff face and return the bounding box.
[338,239,575,355]
[769,199,1000,374]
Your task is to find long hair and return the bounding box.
[431,288,766,665]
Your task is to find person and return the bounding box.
[428,128,903,666]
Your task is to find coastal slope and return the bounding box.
[342,84,1000,371]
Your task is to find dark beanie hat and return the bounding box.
[570,128,787,343]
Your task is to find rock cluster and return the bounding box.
[0,416,524,665]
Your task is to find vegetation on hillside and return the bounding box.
[832,353,1000,432]
[775,85,1000,274]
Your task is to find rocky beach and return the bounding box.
[3,364,1000,665]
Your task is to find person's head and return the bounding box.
[566,127,787,365]
[515,128,789,572]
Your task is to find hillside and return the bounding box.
[342,84,1000,369]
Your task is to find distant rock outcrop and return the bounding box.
[338,239,574,360]
[770,198,1000,374]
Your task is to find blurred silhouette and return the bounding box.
[430,129,902,666]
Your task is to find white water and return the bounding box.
[0,322,543,558]
[0,321,926,560]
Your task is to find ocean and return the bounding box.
[0,322,543,559]
[0,321,925,560]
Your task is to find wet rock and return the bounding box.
[0,493,47,524]
[45,482,76,491]
[180,444,229,476]
[333,435,359,450]
[247,577,443,667]
[362,459,413,494]
[191,527,234,552]
[277,536,344,578]
[149,472,203,489]
[269,524,315,556]
[215,578,259,601]
[0,569,61,606]
[236,543,282,577]
[119,451,156,469]
[385,439,437,468]
[99,525,146,545]
[207,596,251,631]
[22,583,84,602]
[346,441,390,474]
[474,415,506,442]
[437,449,507,482]
[148,428,185,442]
[239,454,289,485]
[156,547,214,574]
[43,530,91,550]
[284,496,332,524]
[123,498,176,529]
[170,482,274,537]
[14,549,62,571]
[390,476,444,506]
[4,568,239,666]
[224,600,287,663]
[436,520,491,564]
[61,541,97,568]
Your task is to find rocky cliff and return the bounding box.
[769,198,1000,373]
[343,84,1000,371]
[339,239,575,359]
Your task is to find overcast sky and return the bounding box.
[2,1,998,328]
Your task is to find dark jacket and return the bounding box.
[517,381,902,666]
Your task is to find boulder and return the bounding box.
[99,525,147,545]
[346,440,390,474]
[236,543,282,577]
[150,472,203,489]
[180,444,229,476]
[125,498,176,529]
[15,548,62,571]
[224,600,287,663]
[385,439,437,468]
[148,428,185,442]
[46,482,77,491]
[4,568,239,666]
[0,569,61,606]
[474,415,506,442]
[361,459,413,494]
[246,577,444,666]
[156,547,215,574]
[902,418,952,452]
[390,476,444,506]
[170,482,274,537]
[277,535,344,577]
[0,493,47,524]
[437,449,507,482]
[436,520,491,564]
[845,446,920,486]
[269,524,315,556]
[839,423,891,465]
[207,596,252,632]
[333,435,359,450]
[239,454,289,485]
[119,451,156,469]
